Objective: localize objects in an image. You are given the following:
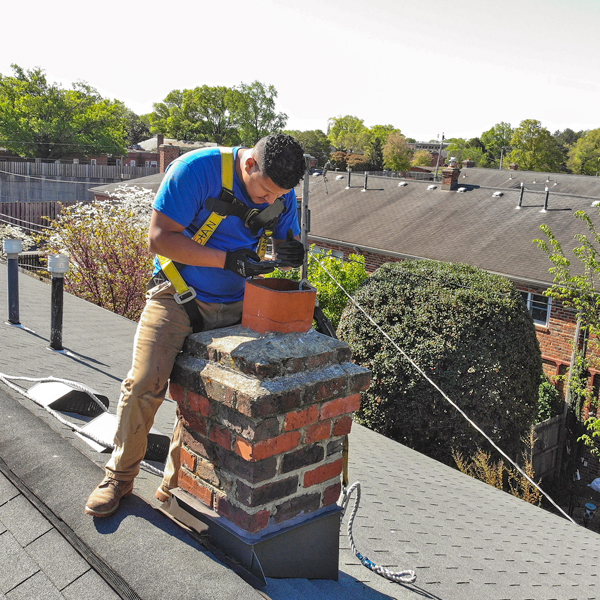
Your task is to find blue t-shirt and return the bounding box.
[152,147,300,303]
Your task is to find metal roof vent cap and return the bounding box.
[492,191,504,197]
[336,175,344,180]
[398,181,408,187]
[457,187,467,193]
[427,185,437,190]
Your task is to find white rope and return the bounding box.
[342,482,417,584]
[312,255,576,524]
[0,373,164,477]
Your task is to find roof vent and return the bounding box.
[427,185,437,190]
[492,191,504,197]
[336,175,344,180]
[457,187,467,193]
[592,201,600,207]
[398,181,408,187]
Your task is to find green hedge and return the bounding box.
[338,260,543,465]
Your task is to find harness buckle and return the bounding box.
[244,208,261,229]
[174,287,197,304]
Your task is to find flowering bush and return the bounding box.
[36,186,155,321]
[0,224,35,258]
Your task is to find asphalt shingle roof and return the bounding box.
[306,171,600,285]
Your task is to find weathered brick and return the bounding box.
[217,447,277,484]
[327,438,344,457]
[320,394,361,420]
[168,382,185,405]
[285,405,319,431]
[281,444,325,474]
[180,446,197,472]
[234,431,301,462]
[236,385,303,418]
[181,428,214,461]
[178,469,213,508]
[194,456,221,486]
[274,493,321,524]
[304,458,344,488]
[305,419,332,443]
[333,415,353,436]
[302,370,348,404]
[177,407,207,436]
[236,476,298,508]
[216,405,281,442]
[188,391,213,417]
[209,423,233,450]
[215,497,270,533]
[322,482,342,507]
[343,364,372,394]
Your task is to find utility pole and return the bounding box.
[434,133,445,181]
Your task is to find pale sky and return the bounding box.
[2,0,599,142]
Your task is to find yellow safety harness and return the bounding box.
[153,147,284,332]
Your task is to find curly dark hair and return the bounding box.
[254,133,305,189]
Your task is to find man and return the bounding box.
[85,133,306,517]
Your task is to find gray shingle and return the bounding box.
[61,571,120,600]
[0,494,52,547]
[0,532,39,594]
[5,571,63,600]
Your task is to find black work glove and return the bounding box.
[276,229,305,268]
[224,248,276,278]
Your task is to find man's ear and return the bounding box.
[244,155,258,174]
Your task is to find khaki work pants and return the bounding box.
[105,281,243,487]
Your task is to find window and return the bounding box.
[521,291,551,326]
[130,160,136,167]
[145,160,150,167]
[90,159,96,166]
[151,161,157,167]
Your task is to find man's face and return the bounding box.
[243,157,291,205]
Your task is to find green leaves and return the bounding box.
[0,64,127,158]
[337,260,542,466]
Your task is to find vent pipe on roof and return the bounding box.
[346,167,352,189]
[361,172,368,192]
[515,182,525,209]
[540,186,550,213]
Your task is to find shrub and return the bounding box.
[329,151,347,171]
[36,186,155,321]
[537,375,564,423]
[337,260,543,465]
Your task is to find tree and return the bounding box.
[149,85,240,145]
[125,109,151,146]
[337,260,542,466]
[383,131,412,171]
[327,115,369,153]
[445,138,468,164]
[508,119,563,172]
[411,149,432,167]
[0,64,127,159]
[329,150,347,171]
[231,81,287,145]
[284,129,330,167]
[567,129,600,175]
[480,122,514,168]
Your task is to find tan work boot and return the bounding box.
[85,476,134,517]
[155,484,171,503]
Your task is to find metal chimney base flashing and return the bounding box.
[164,488,341,582]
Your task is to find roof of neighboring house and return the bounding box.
[137,137,217,153]
[304,171,600,286]
[89,172,165,196]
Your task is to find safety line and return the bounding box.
[312,254,576,524]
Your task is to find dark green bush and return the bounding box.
[337,260,543,466]
[537,375,564,423]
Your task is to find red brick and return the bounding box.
[285,405,319,431]
[320,394,361,419]
[181,428,213,461]
[168,382,185,405]
[333,415,353,436]
[180,446,197,471]
[188,391,212,417]
[274,492,321,524]
[178,407,207,436]
[215,496,270,533]
[178,470,213,508]
[304,419,332,443]
[234,431,301,462]
[304,458,344,487]
[209,424,233,450]
[323,481,342,507]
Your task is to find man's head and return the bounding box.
[240,133,305,205]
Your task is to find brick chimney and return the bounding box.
[159,144,179,173]
[509,163,519,170]
[156,134,164,150]
[441,166,460,191]
[462,159,475,169]
[165,324,371,579]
